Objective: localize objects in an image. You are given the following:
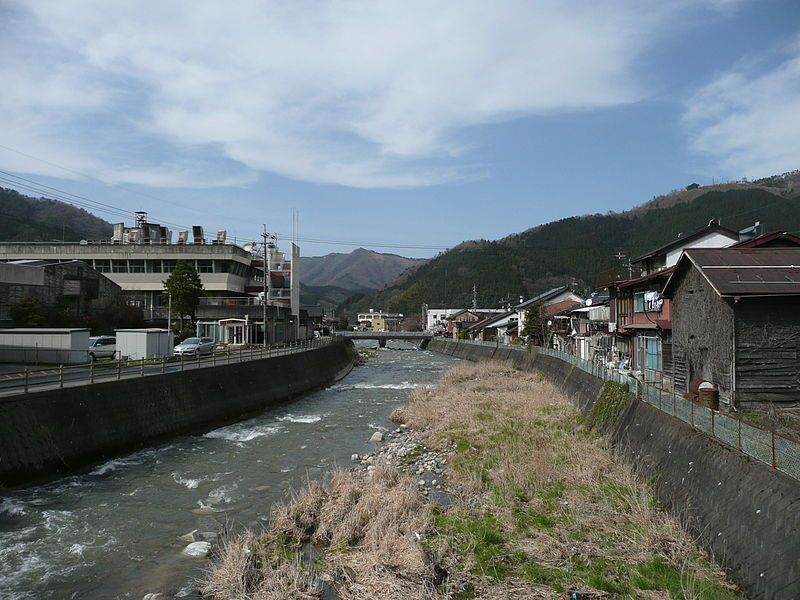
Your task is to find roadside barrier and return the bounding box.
[0,336,339,398]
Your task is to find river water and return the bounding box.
[0,343,457,600]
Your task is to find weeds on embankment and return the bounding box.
[203,362,740,599]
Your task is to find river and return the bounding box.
[0,343,457,599]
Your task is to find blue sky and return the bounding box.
[1,1,799,258]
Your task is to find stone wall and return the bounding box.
[0,340,354,487]
[427,338,800,600]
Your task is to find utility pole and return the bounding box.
[472,284,477,311]
[262,224,268,348]
[167,292,172,343]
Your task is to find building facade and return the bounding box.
[0,213,301,342]
[663,247,800,409]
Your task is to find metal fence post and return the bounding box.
[24,368,29,393]
[239,346,243,363]
[90,361,94,384]
[771,430,777,470]
[140,357,145,377]
[59,364,64,388]
[213,351,216,366]
[227,350,230,365]
[197,351,200,370]
[117,358,122,380]
[162,356,166,374]
[181,355,184,371]
[737,417,742,451]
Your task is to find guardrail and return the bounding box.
[0,336,339,398]
[442,338,800,481]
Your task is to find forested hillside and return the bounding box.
[302,247,426,290]
[0,188,113,241]
[349,184,800,314]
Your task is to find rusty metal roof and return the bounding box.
[663,248,800,297]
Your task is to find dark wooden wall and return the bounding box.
[735,297,800,407]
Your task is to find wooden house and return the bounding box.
[662,247,800,410]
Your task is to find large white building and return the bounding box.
[0,212,302,343]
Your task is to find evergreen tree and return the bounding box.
[10,296,44,326]
[521,302,546,346]
[164,261,203,329]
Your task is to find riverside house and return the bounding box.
[663,247,800,410]
[608,219,741,387]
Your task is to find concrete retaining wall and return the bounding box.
[0,341,354,488]
[427,338,800,600]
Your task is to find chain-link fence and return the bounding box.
[445,338,800,481]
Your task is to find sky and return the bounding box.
[1,0,799,258]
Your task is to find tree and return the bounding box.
[164,261,203,329]
[521,301,547,346]
[10,296,44,326]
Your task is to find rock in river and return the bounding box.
[370,431,384,443]
[182,541,212,557]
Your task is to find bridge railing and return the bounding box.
[438,338,800,482]
[0,336,340,398]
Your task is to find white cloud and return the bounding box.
[0,0,714,189]
[685,39,800,179]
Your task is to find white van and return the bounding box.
[88,336,116,360]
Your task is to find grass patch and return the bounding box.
[586,380,633,430]
[402,362,741,598]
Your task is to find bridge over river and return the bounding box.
[338,330,433,347]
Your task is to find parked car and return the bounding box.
[88,336,116,360]
[173,337,215,357]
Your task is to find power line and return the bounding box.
[272,232,449,251]
[0,143,207,222]
[0,175,132,222]
[0,171,192,231]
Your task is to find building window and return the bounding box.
[150,260,162,273]
[163,260,177,273]
[217,260,230,273]
[634,292,645,313]
[634,290,663,313]
[112,260,128,273]
[94,260,111,273]
[129,260,145,273]
[197,260,213,273]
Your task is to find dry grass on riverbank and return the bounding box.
[203,362,740,599]
[203,465,442,600]
[396,362,739,599]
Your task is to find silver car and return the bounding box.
[173,336,215,357]
[88,336,116,360]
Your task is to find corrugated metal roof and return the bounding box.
[668,248,800,297]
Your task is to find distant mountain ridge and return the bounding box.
[0,187,113,241]
[347,177,800,314]
[301,247,426,290]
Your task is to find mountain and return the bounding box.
[300,284,356,313]
[301,247,427,290]
[0,187,114,241]
[348,176,800,314]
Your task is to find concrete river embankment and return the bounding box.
[0,339,354,487]
[427,338,800,600]
[0,343,458,599]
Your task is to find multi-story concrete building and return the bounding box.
[0,212,302,343]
